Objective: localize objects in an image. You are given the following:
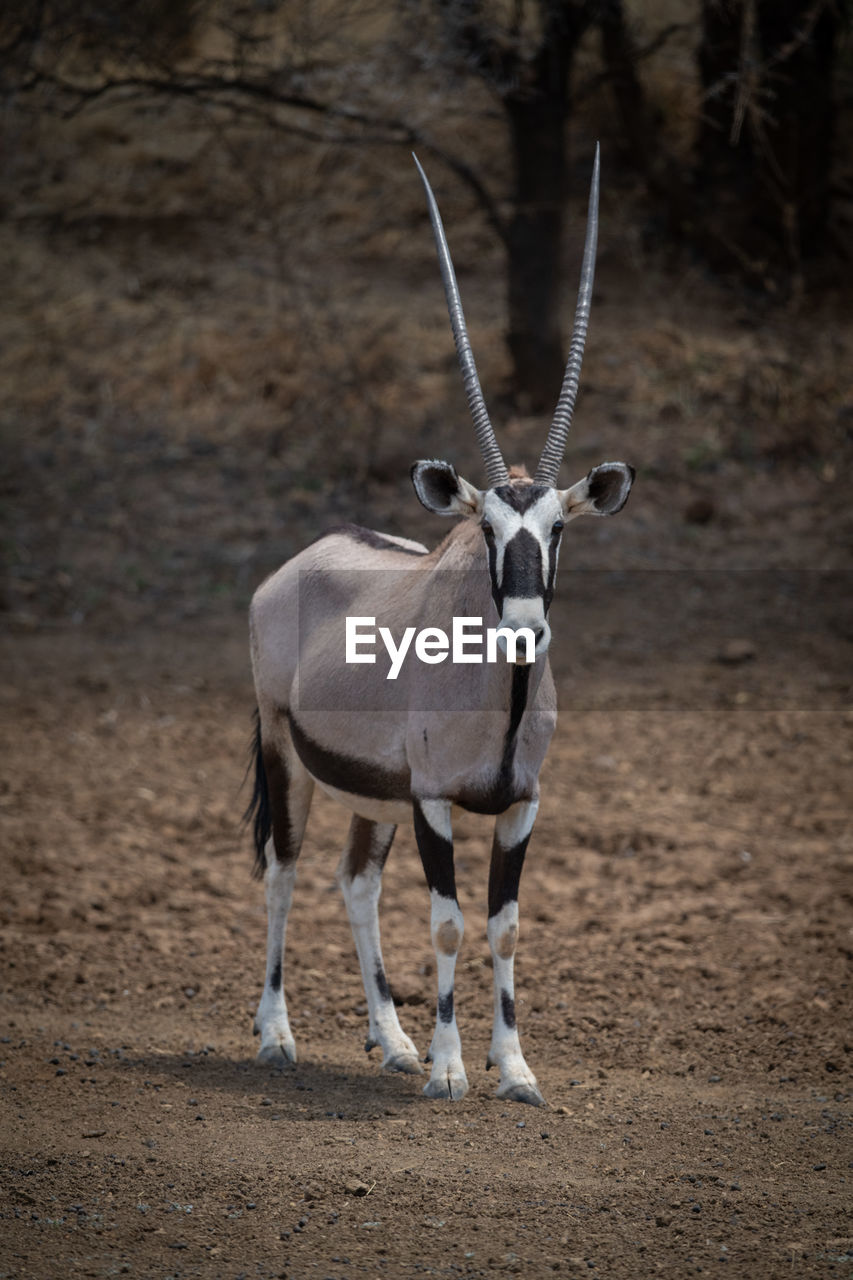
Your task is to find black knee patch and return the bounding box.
[438,991,454,1024]
[501,989,516,1029]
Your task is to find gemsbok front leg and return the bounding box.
[252,723,314,1065]
[338,816,422,1076]
[486,799,546,1106]
[413,799,469,1101]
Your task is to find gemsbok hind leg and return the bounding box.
[413,799,469,1101]
[486,799,545,1106]
[338,817,422,1075]
[250,720,314,1065]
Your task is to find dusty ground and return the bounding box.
[2,61,853,1280]
[1,600,851,1279]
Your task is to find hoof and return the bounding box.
[383,1053,424,1076]
[423,1070,469,1101]
[364,1038,378,1054]
[256,1042,296,1066]
[497,1081,547,1107]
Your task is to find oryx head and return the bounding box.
[411,147,635,662]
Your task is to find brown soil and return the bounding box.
[2,604,851,1279]
[2,78,852,1280]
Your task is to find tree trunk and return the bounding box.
[598,0,648,174]
[504,92,569,413]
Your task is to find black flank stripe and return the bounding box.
[288,713,411,802]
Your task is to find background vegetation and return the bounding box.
[2,0,851,627]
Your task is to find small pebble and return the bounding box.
[717,638,756,665]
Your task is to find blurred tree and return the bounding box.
[426,0,604,409]
[694,0,845,291]
[5,0,846,402]
[3,0,659,411]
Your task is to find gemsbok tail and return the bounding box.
[244,707,271,880]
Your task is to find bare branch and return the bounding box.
[15,65,510,245]
[573,20,691,105]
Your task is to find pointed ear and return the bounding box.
[560,462,635,520]
[411,460,484,517]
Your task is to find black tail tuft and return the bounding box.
[243,707,271,880]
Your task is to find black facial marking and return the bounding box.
[288,712,411,802]
[493,483,550,514]
[269,961,283,992]
[483,526,500,614]
[438,992,454,1024]
[375,965,392,1003]
[543,527,561,614]
[500,528,544,601]
[501,990,517,1029]
[412,801,457,900]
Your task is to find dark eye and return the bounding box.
[552,520,564,535]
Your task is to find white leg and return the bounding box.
[251,727,313,1065]
[486,799,545,1106]
[413,799,469,1101]
[424,889,468,1100]
[255,845,298,1063]
[339,818,422,1075]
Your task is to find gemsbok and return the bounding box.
[246,146,634,1105]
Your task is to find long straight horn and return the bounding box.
[535,143,600,486]
[413,154,509,488]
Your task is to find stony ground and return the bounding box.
[2,63,852,1280]
[1,604,850,1278]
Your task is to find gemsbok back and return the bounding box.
[246,146,634,1105]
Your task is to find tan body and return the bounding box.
[250,520,557,826]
